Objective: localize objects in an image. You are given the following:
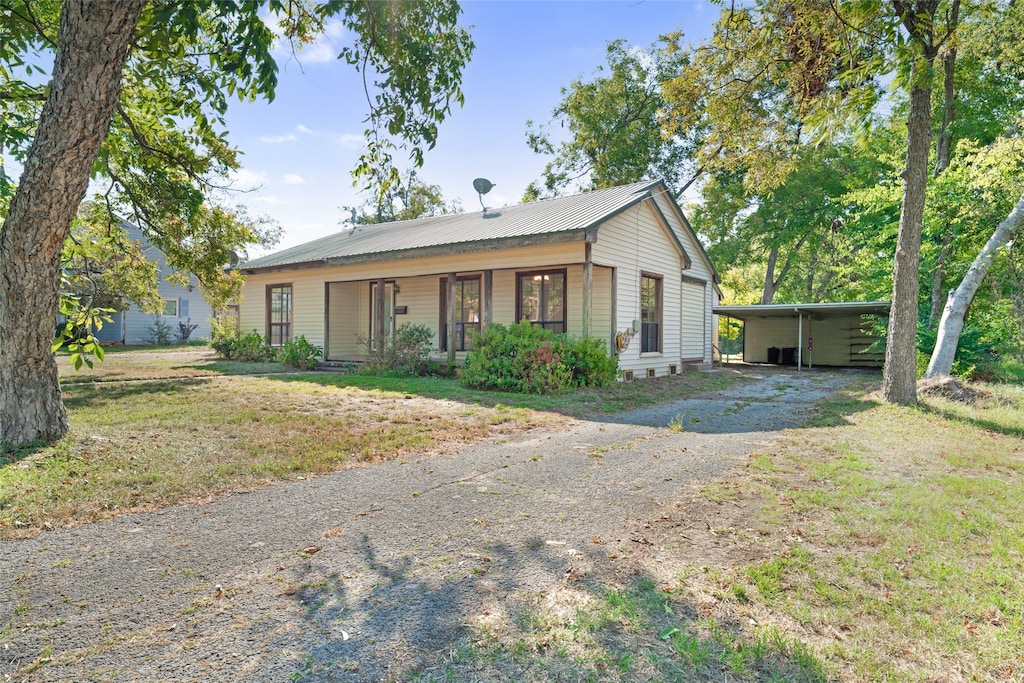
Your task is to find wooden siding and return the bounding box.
[680,280,705,360]
[741,313,883,367]
[591,200,684,377]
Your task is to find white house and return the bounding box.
[237,180,722,379]
[92,221,215,345]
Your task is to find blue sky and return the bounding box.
[227,0,720,254]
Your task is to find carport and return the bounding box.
[713,301,891,369]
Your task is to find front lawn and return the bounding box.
[1,357,746,538]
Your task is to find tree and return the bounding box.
[0,1,473,448]
[343,170,461,225]
[523,39,693,200]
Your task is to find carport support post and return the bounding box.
[797,312,803,371]
[447,272,456,364]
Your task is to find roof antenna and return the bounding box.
[473,178,495,214]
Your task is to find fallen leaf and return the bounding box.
[302,546,322,556]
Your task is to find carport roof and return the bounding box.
[713,301,891,320]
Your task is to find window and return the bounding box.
[517,270,566,334]
[440,276,481,351]
[162,299,179,316]
[267,284,292,346]
[641,274,662,353]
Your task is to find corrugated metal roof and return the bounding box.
[240,180,663,271]
[714,301,891,319]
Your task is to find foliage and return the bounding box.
[342,169,461,225]
[280,335,324,371]
[211,330,277,363]
[360,324,435,375]
[175,318,200,345]
[524,39,694,200]
[0,0,474,446]
[146,317,174,346]
[460,320,617,394]
[51,299,113,371]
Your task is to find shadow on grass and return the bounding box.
[285,534,830,682]
[61,378,200,410]
[918,402,1024,439]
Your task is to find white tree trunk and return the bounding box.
[925,191,1024,378]
[0,1,144,448]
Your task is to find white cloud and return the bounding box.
[296,124,364,149]
[228,168,269,190]
[293,18,346,64]
[283,173,306,185]
[260,133,297,144]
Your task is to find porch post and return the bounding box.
[447,272,457,364]
[582,242,593,338]
[610,267,618,355]
[482,270,493,325]
[375,278,386,354]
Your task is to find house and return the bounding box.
[237,179,722,379]
[713,301,890,368]
[92,221,215,345]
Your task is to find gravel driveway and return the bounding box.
[1,368,859,682]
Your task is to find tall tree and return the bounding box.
[343,170,461,225]
[0,1,473,448]
[523,39,692,200]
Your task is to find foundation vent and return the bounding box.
[647,368,656,379]
[669,364,678,375]
[623,369,635,382]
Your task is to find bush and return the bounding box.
[175,318,200,344]
[280,335,323,370]
[461,320,617,393]
[211,329,277,362]
[360,324,434,375]
[146,317,174,345]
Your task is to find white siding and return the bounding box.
[680,281,705,361]
[592,266,613,354]
[591,199,685,378]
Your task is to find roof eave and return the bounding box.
[241,229,589,275]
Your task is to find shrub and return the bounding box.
[175,318,200,344]
[211,329,277,362]
[461,320,618,393]
[360,323,434,375]
[146,317,174,345]
[280,335,323,370]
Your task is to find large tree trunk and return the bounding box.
[882,79,933,405]
[0,1,144,448]
[926,191,1024,377]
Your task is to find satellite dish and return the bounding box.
[227,249,240,267]
[473,178,495,212]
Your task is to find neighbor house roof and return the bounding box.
[713,301,891,320]
[240,179,717,279]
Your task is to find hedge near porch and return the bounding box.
[460,320,617,394]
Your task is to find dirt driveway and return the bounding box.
[1,368,860,682]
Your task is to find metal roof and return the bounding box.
[713,301,891,320]
[240,180,669,272]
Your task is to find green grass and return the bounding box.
[1,355,748,538]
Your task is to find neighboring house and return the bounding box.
[93,221,214,345]
[237,179,722,379]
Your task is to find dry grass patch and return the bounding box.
[664,380,1024,682]
[0,375,551,538]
